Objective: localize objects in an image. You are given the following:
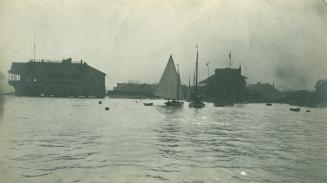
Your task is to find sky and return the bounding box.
[0,0,327,91]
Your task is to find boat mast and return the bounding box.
[188,75,191,100]
[195,45,199,96]
[229,51,232,68]
[34,32,36,62]
[177,63,180,101]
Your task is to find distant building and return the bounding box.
[109,82,189,99]
[282,90,314,106]
[315,79,327,105]
[246,82,284,101]
[114,82,157,94]
[200,67,247,101]
[109,82,157,98]
[8,58,106,98]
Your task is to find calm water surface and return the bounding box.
[0,96,326,183]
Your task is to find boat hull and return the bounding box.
[290,107,300,112]
[143,103,153,106]
[189,101,205,108]
[164,101,184,107]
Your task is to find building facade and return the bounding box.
[8,58,106,98]
[200,67,247,101]
[315,79,327,105]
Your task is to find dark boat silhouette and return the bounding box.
[290,107,300,112]
[189,46,205,108]
[143,102,153,106]
[214,101,234,107]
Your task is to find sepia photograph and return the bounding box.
[0,0,326,182]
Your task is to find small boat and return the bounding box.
[154,55,184,107]
[164,100,183,107]
[290,107,300,112]
[213,100,234,107]
[98,101,102,104]
[189,98,205,108]
[189,46,205,108]
[105,107,109,111]
[306,109,310,112]
[265,103,272,106]
[143,102,153,106]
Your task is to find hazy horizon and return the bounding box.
[1,0,327,92]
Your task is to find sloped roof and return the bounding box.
[9,62,28,74]
[8,60,106,76]
[199,70,247,84]
[315,79,327,89]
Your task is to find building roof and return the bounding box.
[9,62,28,74]
[8,59,106,76]
[315,79,327,89]
[199,68,247,84]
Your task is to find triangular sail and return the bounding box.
[154,55,183,100]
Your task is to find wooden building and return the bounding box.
[8,58,106,98]
[200,67,247,101]
[315,79,327,105]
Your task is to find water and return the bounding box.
[0,96,326,183]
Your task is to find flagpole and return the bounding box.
[229,51,232,68]
[34,32,36,62]
[207,61,209,79]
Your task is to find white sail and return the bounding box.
[154,55,183,100]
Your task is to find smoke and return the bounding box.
[0,70,4,121]
[244,0,327,90]
[0,0,326,90]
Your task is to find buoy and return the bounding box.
[98,101,102,104]
[306,109,310,112]
[105,107,109,111]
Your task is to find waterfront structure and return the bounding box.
[282,90,314,106]
[246,82,284,101]
[315,79,327,105]
[8,58,106,98]
[200,66,247,101]
[109,82,157,98]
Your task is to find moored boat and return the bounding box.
[189,46,205,108]
[290,107,300,112]
[213,100,234,107]
[154,55,184,107]
[143,102,153,106]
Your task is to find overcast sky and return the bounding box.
[0,0,327,91]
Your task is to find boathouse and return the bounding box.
[8,58,106,98]
[200,66,247,101]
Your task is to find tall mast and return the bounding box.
[34,32,36,61]
[177,63,180,101]
[188,75,191,100]
[229,50,232,68]
[195,45,199,95]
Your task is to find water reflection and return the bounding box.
[1,98,326,183]
[154,106,183,157]
[5,120,105,179]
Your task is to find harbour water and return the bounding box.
[0,96,326,183]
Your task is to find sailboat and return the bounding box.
[189,46,205,108]
[154,55,184,107]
